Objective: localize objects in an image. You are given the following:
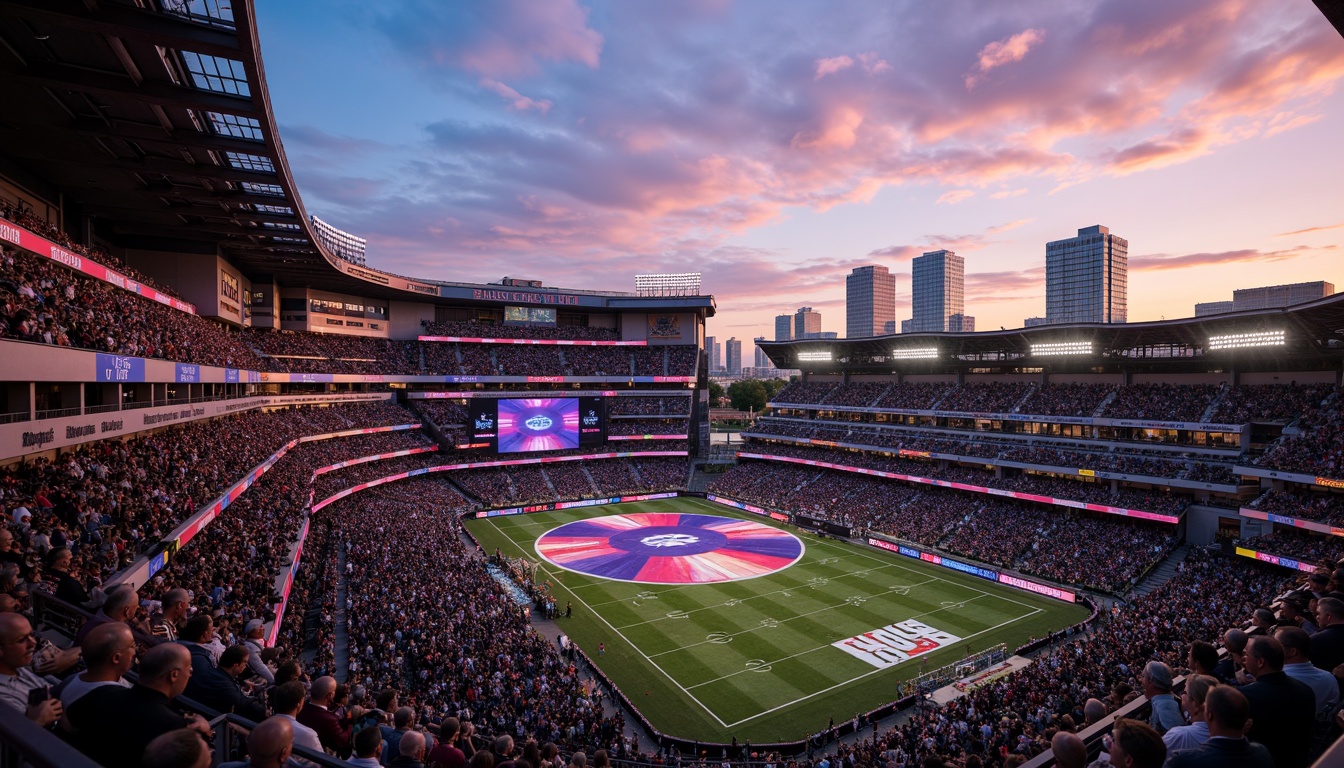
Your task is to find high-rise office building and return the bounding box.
[705,335,720,371]
[753,337,771,369]
[845,265,896,338]
[910,250,965,332]
[949,313,975,332]
[774,315,793,341]
[1023,316,1051,327]
[1194,281,1333,317]
[794,307,822,338]
[725,338,742,374]
[1045,225,1128,324]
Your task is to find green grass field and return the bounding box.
[465,497,1088,744]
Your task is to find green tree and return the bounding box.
[762,378,789,399]
[728,379,769,413]
[708,380,725,406]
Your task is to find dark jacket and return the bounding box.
[66,684,190,768]
[1166,737,1275,768]
[1240,670,1315,768]
[298,701,354,758]
[181,642,247,716]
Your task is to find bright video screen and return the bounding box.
[498,398,580,453]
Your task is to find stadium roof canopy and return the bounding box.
[760,292,1344,374]
[0,0,713,314]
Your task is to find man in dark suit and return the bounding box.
[1310,597,1344,673]
[1239,635,1315,768]
[297,675,361,758]
[1167,686,1273,768]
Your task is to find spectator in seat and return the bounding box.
[427,715,466,768]
[143,728,212,768]
[1309,597,1344,672]
[1166,686,1273,768]
[383,706,435,764]
[219,716,295,768]
[1239,636,1314,768]
[1083,698,1107,727]
[241,618,275,684]
[392,730,428,768]
[54,621,134,706]
[1186,641,1219,678]
[151,587,190,642]
[73,584,138,646]
[272,680,325,757]
[1214,629,1249,684]
[489,734,516,768]
[1275,626,1340,727]
[1141,661,1183,734]
[298,674,360,758]
[66,642,212,768]
[1051,731,1087,768]
[1161,675,1216,753]
[0,612,61,727]
[47,546,92,607]
[1101,718,1165,768]
[350,725,386,768]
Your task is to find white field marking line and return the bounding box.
[661,584,984,662]
[809,537,1044,613]
[595,565,919,613]
[482,516,732,729]
[623,572,935,632]
[719,606,1044,729]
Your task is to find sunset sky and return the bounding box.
[256,0,1344,346]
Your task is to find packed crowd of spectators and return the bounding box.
[245,330,421,375]
[739,439,1192,516]
[609,420,688,436]
[838,549,1313,767]
[937,382,1033,414]
[415,399,471,428]
[312,452,444,501]
[1253,487,1344,525]
[875,382,954,410]
[1,243,260,367]
[1,203,187,301]
[1016,383,1115,417]
[1100,383,1220,423]
[1016,514,1177,592]
[1210,383,1336,424]
[544,463,597,499]
[940,502,1059,567]
[609,397,693,416]
[820,382,890,408]
[1257,389,1344,478]
[1240,528,1344,567]
[631,459,689,492]
[423,320,620,340]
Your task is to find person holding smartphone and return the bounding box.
[0,612,62,727]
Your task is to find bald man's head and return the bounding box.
[310,675,336,704]
[1051,731,1087,768]
[82,621,135,673]
[138,642,192,698]
[249,716,294,765]
[400,730,426,758]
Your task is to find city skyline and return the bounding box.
[258,1,1344,343]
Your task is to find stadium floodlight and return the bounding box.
[1207,330,1285,350]
[797,351,832,362]
[890,347,939,360]
[1031,341,1093,356]
[635,273,702,296]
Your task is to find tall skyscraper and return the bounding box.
[705,335,719,371]
[1195,281,1333,317]
[845,265,896,338]
[753,336,771,369]
[725,338,742,374]
[1045,225,1128,324]
[774,314,793,341]
[910,250,965,332]
[794,307,822,338]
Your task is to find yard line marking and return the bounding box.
[482,516,732,729]
[660,591,996,661]
[615,574,938,630]
[719,607,1043,729]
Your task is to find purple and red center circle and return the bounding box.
[535,512,805,584]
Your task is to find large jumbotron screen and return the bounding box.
[471,397,606,454]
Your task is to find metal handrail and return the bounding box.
[0,410,30,424]
[84,403,121,414]
[0,706,103,768]
[35,407,81,420]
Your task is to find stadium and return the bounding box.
[0,2,1342,768]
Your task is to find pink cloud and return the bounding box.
[452,0,603,77]
[936,189,975,205]
[965,28,1045,88]
[814,56,855,80]
[1276,222,1344,237]
[1129,245,1334,271]
[480,79,553,113]
[989,188,1028,199]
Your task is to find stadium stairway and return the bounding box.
[628,460,646,487]
[1091,387,1119,417]
[333,544,351,684]
[539,467,561,496]
[1128,544,1192,599]
[1198,383,1231,423]
[579,464,602,495]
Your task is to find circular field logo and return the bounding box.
[535,512,805,584]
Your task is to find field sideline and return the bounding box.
[465,497,1089,743]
